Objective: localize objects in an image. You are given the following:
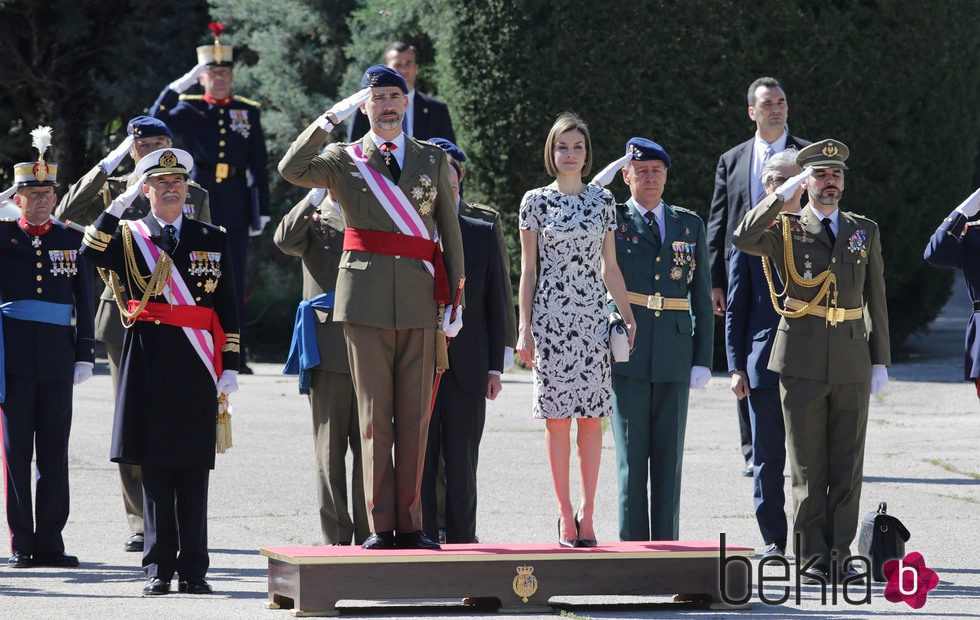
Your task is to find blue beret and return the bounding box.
[626,137,670,168]
[429,138,467,165]
[361,64,408,93]
[127,116,173,140]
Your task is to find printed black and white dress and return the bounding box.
[519,184,616,419]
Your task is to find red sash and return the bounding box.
[127,300,226,376]
[343,228,450,303]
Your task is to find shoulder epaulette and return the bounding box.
[178,94,204,101]
[466,203,500,218]
[233,94,261,108]
[671,205,700,218]
[0,217,15,222]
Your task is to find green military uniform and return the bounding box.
[458,202,517,348]
[279,123,465,536]
[732,141,890,568]
[609,198,713,541]
[56,164,209,539]
[274,192,369,545]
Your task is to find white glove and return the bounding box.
[502,346,515,372]
[168,62,208,93]
[954,187,980,218]
[442,307,463,338]
[216,369,240,396]
[690,365,712,389]
[775,166,813,201]
[106,174,148,217]
[249,215,272,237]
[99,135,134,175]
[307,187,327,207]
[590,152,633,188]
[73,362,94,385]
[316,88,372,132]
[0,184,16,203]
[870,364,888,395]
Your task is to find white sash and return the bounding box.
[128,220,217,382]
[344,143,435,276]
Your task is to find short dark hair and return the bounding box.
[543,112,593,178]
[747,76,784,107]
[384,41,417,57]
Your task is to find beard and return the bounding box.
[372,114,402,131]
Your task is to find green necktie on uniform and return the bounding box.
[821,217,836,246]
[644,210,662,250]
[163,224,178,255]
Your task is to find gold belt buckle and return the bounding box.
[647,293,664,311]
[828,307,846,326]
[215,163,229,181]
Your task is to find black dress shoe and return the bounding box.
[801,564,829,584]
[361,531,396,549]
[395,530,441,550]
[239,363,254,375]
[143,578,171,595]
[7,552,32,568]
[178,578,214,594]
[762,543,786,559]
[125,533,144,552]
[32,553,79,567]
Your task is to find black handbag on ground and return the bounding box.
[857,501,910,582]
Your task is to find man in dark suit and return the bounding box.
[80,148,240,595]
[57,116,211,554]
[707,76,809,476]
[348,42,455,143]
[421,139,506,544]
[725,148,802,559]
[2,130,95,569]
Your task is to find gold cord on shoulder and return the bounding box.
[761,213,840,323]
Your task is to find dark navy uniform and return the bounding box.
[1,218,95,559]
[80,209,239,583]
[924,209,980,383]
[151,88,268,361]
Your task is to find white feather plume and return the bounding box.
[30,126,53,160]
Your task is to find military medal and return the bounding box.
[847,230,868,257]
[670,266,683,280]
[32,236,41,248]
[804,259,813,279]
[204,278,217,293]
[182,203,196,219]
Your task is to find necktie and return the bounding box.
[763,145,774,164]
[379,142,401,183]
[163,224,178,254]
[821,217,836,246]
[644,211,662,249]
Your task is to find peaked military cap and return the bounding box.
[127,116,173,140]
[797,139,849,170]
[361,64,408,93]
[626,137,671,168]
[135,148,194,178]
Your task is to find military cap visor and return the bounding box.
[128,116,173,140]
[797,139,849,170]
[136,148,194,178]
[626,137,671,168]
[361,64,408,93]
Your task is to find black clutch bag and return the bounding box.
[857,501,910,582]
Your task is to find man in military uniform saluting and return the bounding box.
[2,127,95,568]
[279,65,465,550]
[595,138,713,542]
[80,148,240,595]
[150,22,269,372]
[734,140,890,582]
[276,187,369,546]
[57,116,210,553]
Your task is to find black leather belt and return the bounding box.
[197,163,243,180]
[973,300,980,312]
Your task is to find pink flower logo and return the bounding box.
[883,552,939,609]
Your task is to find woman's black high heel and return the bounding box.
[558,517,577,548]
[575,513,597,548]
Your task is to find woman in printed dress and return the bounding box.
[516,112,635,547]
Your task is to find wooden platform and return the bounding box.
[260,540,753,616]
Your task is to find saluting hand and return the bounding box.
[775,166,813,201]
[169,62,208,94]
[316,87,372,132]
[106,174,148,218]
[99,135,134,176]
[954,186,980,218]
